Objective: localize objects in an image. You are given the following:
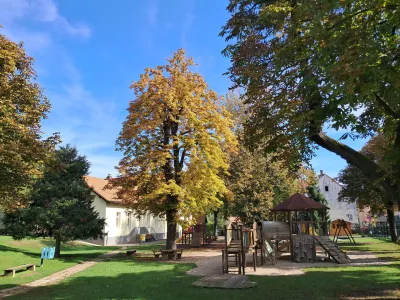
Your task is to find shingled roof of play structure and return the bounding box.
[270,193,329,212]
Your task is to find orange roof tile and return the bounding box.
[84,176,121,203]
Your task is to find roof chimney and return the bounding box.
[320,170,324,176]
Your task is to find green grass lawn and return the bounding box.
[6,237,400,300]
[0,236,124,290]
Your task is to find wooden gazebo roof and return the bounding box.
[271,193,329,212]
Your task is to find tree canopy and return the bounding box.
[338,133,398,241]
[3,145,105,256]
[110,49,237,249]
[0,30,59,210]
[224,91,317,225]
[221,0,400,207]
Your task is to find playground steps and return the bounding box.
[314,236,351,264]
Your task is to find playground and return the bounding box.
[0,236,399,300]
[1,194,399,299]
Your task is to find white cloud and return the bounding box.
[1,0,119,178]
[0,0,91,38]
[41,56,123,178]
[2,27,52,53]
[33,0,58,22]
[0,0,30,23]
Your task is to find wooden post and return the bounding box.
[222,249,225,273]
[310,211,316,262]
[224,225,228,273]
[288,211,293,261]
[239,225,245,274]
[323,209,328,236]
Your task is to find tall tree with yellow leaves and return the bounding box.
[0,29,59,210]
[110,49,237,250]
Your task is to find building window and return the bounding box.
[116,212,121,228]
[127,212,131,227]
[324,186,329,192]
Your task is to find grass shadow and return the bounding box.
[6,256,400,300]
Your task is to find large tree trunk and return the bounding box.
[387,206,398,242]
[213,210,218,236]
[165,208,178,250]
[55,233,61,258]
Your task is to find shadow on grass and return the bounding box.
[0,244,111,263]
[7,257,400,300]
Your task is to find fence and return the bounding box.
[354,222,400,238]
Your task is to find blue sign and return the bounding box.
[40,247,55,265]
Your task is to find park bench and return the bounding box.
[4,264,36,277]
[152,249,183,260]
[204,235,218,244]
[126,250,137,256]
[152,249,162,258]
[174,249,183,259]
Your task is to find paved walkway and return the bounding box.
[0,250,121,299]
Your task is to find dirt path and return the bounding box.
[184,250,389,277]
[0,249,121,299]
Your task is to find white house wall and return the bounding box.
[86,193,108,245]
[318,174,359,224]
[88,192,170,246]
[104,204,168,245]
[104,203,135,245]
[92,193,107,220]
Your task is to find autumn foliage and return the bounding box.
[0,31,59,210]
[110,49,237,249]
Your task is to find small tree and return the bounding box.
[0,30,60,210]
[3,145,105,257]
[110,49,237,250]
[304,185,330,230]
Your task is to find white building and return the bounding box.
[318,171,359,225]
[84,176,168,245]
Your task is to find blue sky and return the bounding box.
[1,0,367,179]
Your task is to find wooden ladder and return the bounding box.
[222,248,243,274]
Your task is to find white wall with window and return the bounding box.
[318,172,359,225]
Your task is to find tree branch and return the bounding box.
[310,132,398,206]
[179,149,186,169]
[373,92,399,119]
[328,7,373,31]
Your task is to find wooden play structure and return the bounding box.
[178,215,207,247]
[222,221,276,275]
[267,193,351,264]
[222,223,256,275]
[331,219,356,244]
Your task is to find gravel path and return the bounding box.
[184,250,389,277]
[0,250,121,299]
